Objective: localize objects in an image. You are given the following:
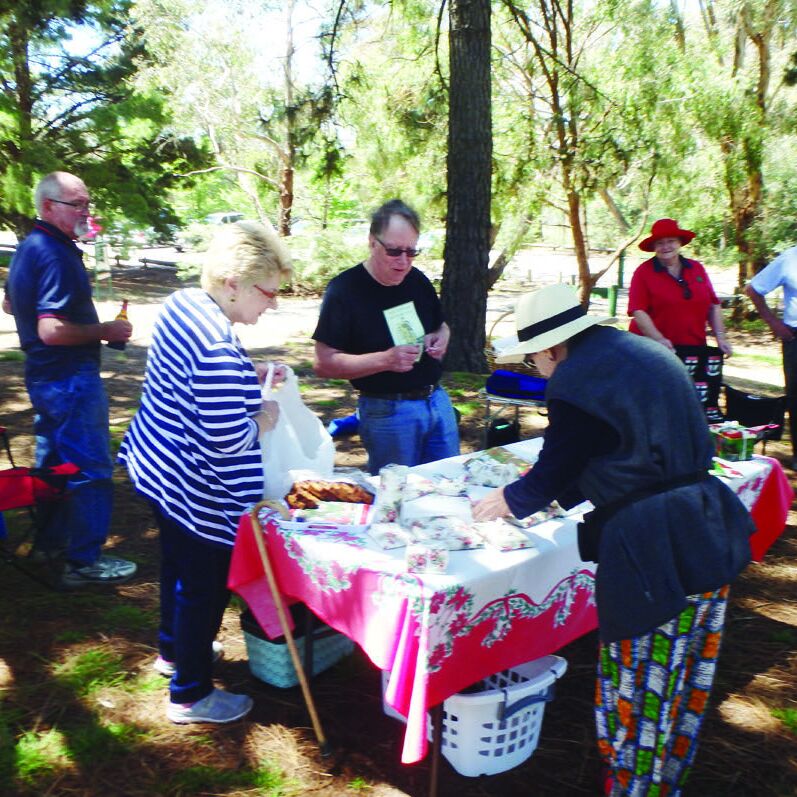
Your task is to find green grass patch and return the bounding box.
[348,776,372,791]
[52,649,127,696]
[54,630,91,645]
[328,378,349,386]
[68,721,148,764]
[453,401,483,417]
[13,727,70,785]
[733,351,781,367]
[98,603,155,633]
[772,707,797,735]
[312,398,339,408]
[769,628,797,645]
[736,317,770,334]
[163,761,293,795]
[129,671,168,694]
[446,371,487,389]
[0,350,24,362]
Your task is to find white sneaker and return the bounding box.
[167,688,253,724]
[153,640,224,678]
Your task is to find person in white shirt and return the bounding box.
[745,245,797,467]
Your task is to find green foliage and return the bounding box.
[0,0,211,235]
[290,226,360,291]
[52,649,127,696]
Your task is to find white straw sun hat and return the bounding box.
[495,284,611,363]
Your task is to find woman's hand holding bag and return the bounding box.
[260,365,335,499]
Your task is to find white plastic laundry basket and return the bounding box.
[382,654,567,777]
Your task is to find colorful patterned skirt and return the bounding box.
[595,585,730,796]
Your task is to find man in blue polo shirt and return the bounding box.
[7,171,136,587]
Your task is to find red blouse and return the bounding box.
[627,257,719,346]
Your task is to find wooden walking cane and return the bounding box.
[249,501,331,756]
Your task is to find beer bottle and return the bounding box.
[107,299,129,351]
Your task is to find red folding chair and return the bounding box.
[0,424,79,588]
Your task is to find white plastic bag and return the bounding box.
[261,366,335,499]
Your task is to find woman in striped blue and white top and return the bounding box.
[119,220,292,725]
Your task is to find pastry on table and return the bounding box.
[285,479,375,509]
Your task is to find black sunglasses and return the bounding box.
[675,276,692,300]
[48,198,91,211]
[375,237,421,259]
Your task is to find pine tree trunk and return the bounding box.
[441,0,492,373]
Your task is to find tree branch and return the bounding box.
[434,0,449,91]
[178,164,279,188]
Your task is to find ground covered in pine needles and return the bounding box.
[0,266,795,796]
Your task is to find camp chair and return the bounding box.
[722,385,787,454]
[0,424,79,588]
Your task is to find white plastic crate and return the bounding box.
[382,654,567,777]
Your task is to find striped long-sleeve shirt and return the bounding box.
[118,288,263,546]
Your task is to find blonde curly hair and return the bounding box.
[201,220,292,291]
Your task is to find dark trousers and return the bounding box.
[783,336,797,457]
[673,344,723,421]
[153,504,232,704]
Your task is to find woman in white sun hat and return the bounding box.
[473,283,753,797]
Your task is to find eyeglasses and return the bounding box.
[47,198,91,211]
[253,284,278,300]
[375,237,421,259]
[675,276,692,300]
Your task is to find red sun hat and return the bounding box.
[638,218,696,252]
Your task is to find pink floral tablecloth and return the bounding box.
[228,445,791,764]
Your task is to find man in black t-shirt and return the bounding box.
[312,199,460,474]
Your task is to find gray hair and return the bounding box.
[34,172,75,216]
[369,199,420,237]
[201,220,293,291]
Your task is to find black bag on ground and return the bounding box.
[723,384,785,441]
[486,415,520,448]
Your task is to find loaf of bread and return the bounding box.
[285,479,375,509]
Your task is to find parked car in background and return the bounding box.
[204,211,244,225]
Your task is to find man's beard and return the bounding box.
[74,219,91,239]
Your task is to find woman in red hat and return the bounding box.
[628,218,731,418]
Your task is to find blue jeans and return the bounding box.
[154,504,232,704]
[358,386,460,475]
[26,364,113,566]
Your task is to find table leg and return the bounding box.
[482,397,492,449]
[428,703,443,797]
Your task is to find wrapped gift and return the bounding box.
[505,502,567,529]
[401,494,473,525]
[408,516,484,550]
[709,422,757,461]
[474,520,536,552]
[464,447,532,487]
[372,464,409,522]
[369,522,413,549]
[406,542,449,573]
